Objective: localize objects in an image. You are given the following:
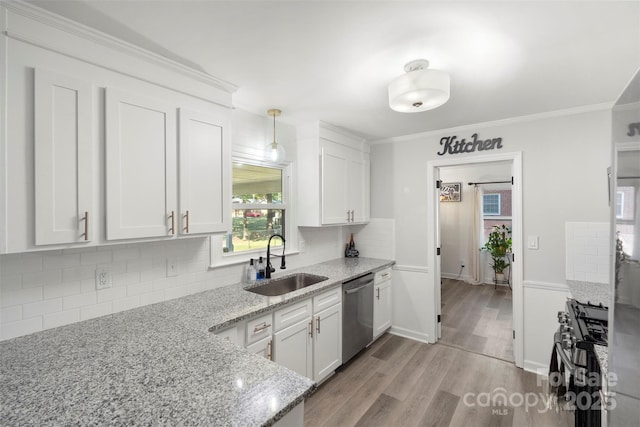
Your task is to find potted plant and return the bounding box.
[481,225,512,281]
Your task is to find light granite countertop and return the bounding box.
[566,280,610,376]
[0,257,394,426]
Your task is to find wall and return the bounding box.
[372,107,612,367]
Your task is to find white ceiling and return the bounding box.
[26,0,640,141]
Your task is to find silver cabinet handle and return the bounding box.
[308,320,313,338]
[168,211,175,235]
[267,339,273,361]
[350,210,354,222]
[377,287,380,300]
[346,211,350,222]
[184,210,190,233]
[81,211,89,241]
[316,316,321,334]
[253,322,271,333]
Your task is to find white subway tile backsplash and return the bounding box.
[23,298,63,319]
[1,287,43,308]
[566,222,610,282]
[80,302,112,321]
[22,270,62,288]
[1,317,42,340]
[112,295,141,313]
[1,234,336,340]
[1,305,22,323]
[63,292,96,310]
[43,309,80,329]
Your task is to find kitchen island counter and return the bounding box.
[0,257,393,425]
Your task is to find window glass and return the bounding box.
[223,163,286,254]
[483,194,501,216]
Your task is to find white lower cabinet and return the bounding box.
[312,302,342,382]
[373,268,392,339]
[273,318,313,378]
[246,335,273,360]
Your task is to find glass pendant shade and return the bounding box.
[264,108,285,162]
[388,59,450,113]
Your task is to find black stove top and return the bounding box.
[568,299,608,346]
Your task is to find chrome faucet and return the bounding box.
[266,234,286,279]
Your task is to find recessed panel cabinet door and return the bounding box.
[34,69,93,245]
[178,109,230,234]
[321,145,349,225]
[313,303,342,382]
[273,318,313,379]
[106,88,177,240]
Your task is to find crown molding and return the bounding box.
[1,0,238,94]
[370,102,614,145]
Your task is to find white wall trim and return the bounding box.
[388,326,431,344]
[371,103,612,144]
[523,280,570,292]
[524,360,551,376]
[393,264,429,273]
[2,0,237,94]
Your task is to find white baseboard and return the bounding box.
[388,326,431,344]
[524,359,550,376]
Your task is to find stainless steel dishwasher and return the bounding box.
[342,272,374,364]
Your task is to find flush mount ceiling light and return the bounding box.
[388,59,450,113]
[265,108,285,162]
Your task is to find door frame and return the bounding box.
[427,151,523,368]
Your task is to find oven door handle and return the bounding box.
[553,332,576,373]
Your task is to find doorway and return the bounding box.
[427,152,523,368]
[438,161,514,362]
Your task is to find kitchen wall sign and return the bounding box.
[437,133,503,156]
[440,182,461,202]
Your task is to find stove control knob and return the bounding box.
[561,332,573,350]
[557,311,569,324]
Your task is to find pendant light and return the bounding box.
[265,108,285,162]
[388,59,450,113]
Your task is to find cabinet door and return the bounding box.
[246,336,273,360]
[273,318,313,378]
[373,280,392,338]
[313,303,342,382]
[105,88,177,240]
[348,155,367,223]
[321,144,349,225]
[178,108,230,234]
[34,69,93,245]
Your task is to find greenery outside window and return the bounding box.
[222,161,288,255]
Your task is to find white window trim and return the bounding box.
[209,156,298,268]
[616,190,624,219]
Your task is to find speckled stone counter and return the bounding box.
[0,257,393,426]
[566,280,610,375]
[566,280,610,307]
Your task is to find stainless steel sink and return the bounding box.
[245,273,329,296]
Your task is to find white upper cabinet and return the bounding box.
[34,69,94,245]
[297,122,370,227]
[105,88,177,240]
[178,108,230,235]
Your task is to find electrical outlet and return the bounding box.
[166,258,178,277]
[95,269,112,290]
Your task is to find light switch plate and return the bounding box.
[527,236,539,250]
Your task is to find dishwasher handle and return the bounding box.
[344,281,373,294]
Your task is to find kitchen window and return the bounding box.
[210,158,295,267]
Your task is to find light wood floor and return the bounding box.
[304,281,573,427]
[440,279,514,362]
